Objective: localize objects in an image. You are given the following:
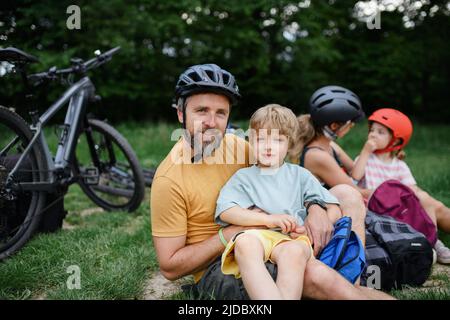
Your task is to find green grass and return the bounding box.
[0,200,158,299]
[0,120,449,299]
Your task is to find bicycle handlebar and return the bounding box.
[27,46,121,85]
[83,46,121,69]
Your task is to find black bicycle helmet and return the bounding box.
[309,85,365,127]
[175,63,241,105]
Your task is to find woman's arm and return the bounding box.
[304,148,373,199]
[330,141,354,173]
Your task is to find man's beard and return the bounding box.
[185,128,223,162]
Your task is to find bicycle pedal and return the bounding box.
[81,167,99,185]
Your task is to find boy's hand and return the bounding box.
[265,214,298,234]
[289,225,307,239]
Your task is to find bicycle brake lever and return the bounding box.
[28,74,44,86]
[70,58,83,64]
[47,66,58,80]
[97,51,113,63]
[92,95,102,102]
[70,58,86,74]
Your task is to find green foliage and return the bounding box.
[0,1,449,123]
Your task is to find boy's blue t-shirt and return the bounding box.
[215,162,339,226]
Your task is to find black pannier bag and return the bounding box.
[361,211,433,291]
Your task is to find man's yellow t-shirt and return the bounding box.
[150,133,251,282]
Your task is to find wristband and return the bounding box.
[218,228,228,247]
[306,200,327,213]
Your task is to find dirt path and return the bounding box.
[62,207,105,230]
[143,271,188,300]
[79,207,104,217]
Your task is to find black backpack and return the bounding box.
[360,211,433,291]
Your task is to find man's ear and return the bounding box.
[177,107,184,124]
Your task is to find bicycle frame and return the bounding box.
[6,76,95,192]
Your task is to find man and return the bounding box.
[151,63,393,299]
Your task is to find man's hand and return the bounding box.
[221,225,249,242]
[221,206,269,242]
[220,206,270,243]
[304,205,334,256]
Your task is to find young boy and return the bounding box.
[214,104,342,300]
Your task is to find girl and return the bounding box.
[352,108,450,264]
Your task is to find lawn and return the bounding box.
[0,120,449,299]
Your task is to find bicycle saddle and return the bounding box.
[0,47,39,64]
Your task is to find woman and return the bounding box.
[289,85,371,198]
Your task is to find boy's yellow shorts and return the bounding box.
[221,229,312,279]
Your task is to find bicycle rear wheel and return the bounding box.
[74,119,145,212]
[0,106,47,260]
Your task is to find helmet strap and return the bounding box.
[374,138,401,154]
[323,126,338,141]
[181,97,187,130]
[179,97,197,153]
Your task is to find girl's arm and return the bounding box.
[351,154,369,181]
[351,139,378,181]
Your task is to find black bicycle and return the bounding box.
[0,47,145,260]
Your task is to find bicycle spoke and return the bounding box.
[103,135,117,166]
[74,118,144,212]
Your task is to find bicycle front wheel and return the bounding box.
[74,119,145,212]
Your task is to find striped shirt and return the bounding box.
[357,153,416,190]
